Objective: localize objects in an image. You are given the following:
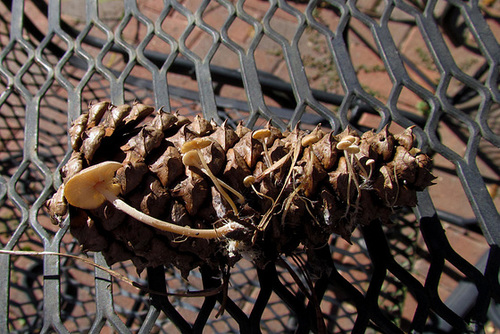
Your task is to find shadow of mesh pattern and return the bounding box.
[0,0,499,333]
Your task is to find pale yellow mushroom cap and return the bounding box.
[243,175,256,187]
[252,129,272,140]
[64,161,122,209]
[336,140,353,150]
[181,137,212,154]
[343,135,357,144]
[182,150,202,167]
[345,145,360,154]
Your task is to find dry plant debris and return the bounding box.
[47,102,435,278]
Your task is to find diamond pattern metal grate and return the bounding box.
[0,0,499,333]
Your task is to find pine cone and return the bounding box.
[47,102,436,276]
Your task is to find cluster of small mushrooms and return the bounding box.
[47,102,435,277]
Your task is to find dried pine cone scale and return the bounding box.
[47,102,435,276]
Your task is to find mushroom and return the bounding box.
[243,175,275,207]
[336,136,363,209]
[63,161,244,239]
[252,129,273,168]
[181,138,245,215]
[365,158,376,181]
[180,137,213,154]
[182,150,244,215]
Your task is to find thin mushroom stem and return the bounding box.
[344,152,353,207]
[366,159,375,180]
[361,158,376,188]
[243,175,275,207]
[337,139,362,211]
[95,182,242,239]
[216,177,246,204]
[257,136,302,231]
[346,151,362,213]
[353,154,368,178]
[254,152,291,183]
[181,138,245,213]
[343,151,361,206]
[193,150,242,214]
[195,149,244,204]
[253,129,272,168]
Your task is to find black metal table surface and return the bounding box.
[0,0,499,333]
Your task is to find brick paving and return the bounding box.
[2,0,500,332]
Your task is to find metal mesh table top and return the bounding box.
[0,0,499,333]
